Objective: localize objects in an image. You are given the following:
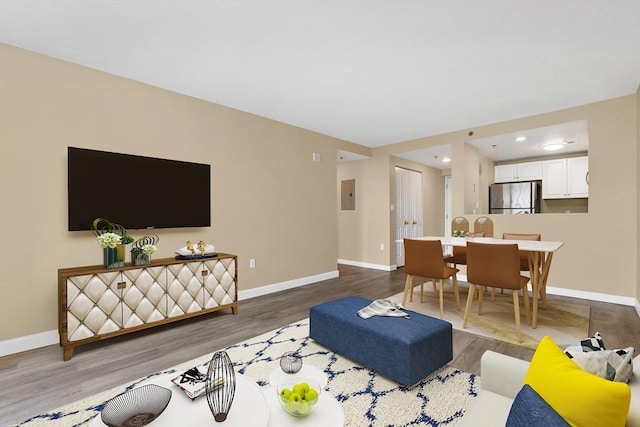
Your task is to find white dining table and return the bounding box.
[403,236,564,329]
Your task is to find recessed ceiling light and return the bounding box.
[541,140,567,151]
[442,157,451,163]
[515,136,527,142]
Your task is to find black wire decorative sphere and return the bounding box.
[279,351,303,374]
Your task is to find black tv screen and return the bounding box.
[68,147,211,231]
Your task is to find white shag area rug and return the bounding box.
[15,319,479,427]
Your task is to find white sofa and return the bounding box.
[457,351,640,427]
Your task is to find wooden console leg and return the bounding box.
[231,304,238,314]
[63,345,74,361]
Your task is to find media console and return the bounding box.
[58,253,237,361]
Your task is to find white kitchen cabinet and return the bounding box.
[494,161,542,183]
[542,156,588,199]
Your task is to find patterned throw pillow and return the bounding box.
[563,332,635,383]
[564,331,606,352]
[565,347,635,383]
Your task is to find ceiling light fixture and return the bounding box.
[442,157,451,163]
[515,136,527,142]
[541,140,567,151]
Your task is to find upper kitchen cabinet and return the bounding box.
[542,156,589,199]
[494,161,542,183]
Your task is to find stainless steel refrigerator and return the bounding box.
[489,181,541,214]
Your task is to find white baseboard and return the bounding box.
[238,270,339,300]
[427,273,640,316]
[0,269,340,358]
[0,329,59,358]
[2,268,638,357]
[338,259,397,271]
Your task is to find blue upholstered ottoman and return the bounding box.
[309,296,453,387]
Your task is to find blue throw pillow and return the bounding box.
[506,384,570,427]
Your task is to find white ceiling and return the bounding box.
[395,119,589,169]
[1,1,638,155]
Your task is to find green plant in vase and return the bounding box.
[92,218,130,269]
[131,235,159,266]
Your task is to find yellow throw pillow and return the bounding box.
[524,336,631,427]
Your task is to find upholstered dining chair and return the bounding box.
[463,241,531,342]
[443,231,484,269]
[451,216,469,235]
[503,233,545,304]
[502,232,542,274]
[402,238,460,319]
[473,216,494,237]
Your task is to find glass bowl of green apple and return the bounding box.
[276,378,321,417]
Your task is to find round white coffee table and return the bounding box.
[90,372,268,427]
[262,386,344,427]
[269,364,328,388]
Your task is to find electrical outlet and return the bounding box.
[249,258,256,268]
[380,243,384,251]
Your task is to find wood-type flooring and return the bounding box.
[1,264,639,426]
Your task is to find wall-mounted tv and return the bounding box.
[68,147,211,231]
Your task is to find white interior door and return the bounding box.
[444,175,453,256]
[444,175,452,237]
[395,167,423,267]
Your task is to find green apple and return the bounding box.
[304,388,318,403]
[298,401,310,415]
[279,388,291,401]
[287,392,303,413]
[292,384,305,395]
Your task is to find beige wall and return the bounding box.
[352,95,639,300]
[337,155,391,266]
[337,156,445,267]
[2,42,638,345]
[0,44,343,340]
[637,84,640,302]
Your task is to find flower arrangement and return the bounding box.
[92,218,132,268]
[132,235,160,265]
[96,232,122,248]
[92,218,133,245]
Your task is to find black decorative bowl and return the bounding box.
[101,384,172,427]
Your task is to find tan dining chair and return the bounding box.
[473,216,494,237]
[402,238,460,319]
[463,241,531,342]
[443,231,484,268]
[503,233,547,305]
[502,232,542,273]
[451,216,469,235]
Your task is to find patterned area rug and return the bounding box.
[15,320,479,427]
[388,283,590,349]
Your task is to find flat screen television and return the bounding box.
[68,147,211,231]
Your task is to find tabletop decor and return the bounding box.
[92,218,133,269]
[175,240,217,259]
[100,384,172,427]
[276,378,321,417]
[15,320,478,427]
[279,351,303,374]
[131,235,159,266]
[206,351,236,422]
